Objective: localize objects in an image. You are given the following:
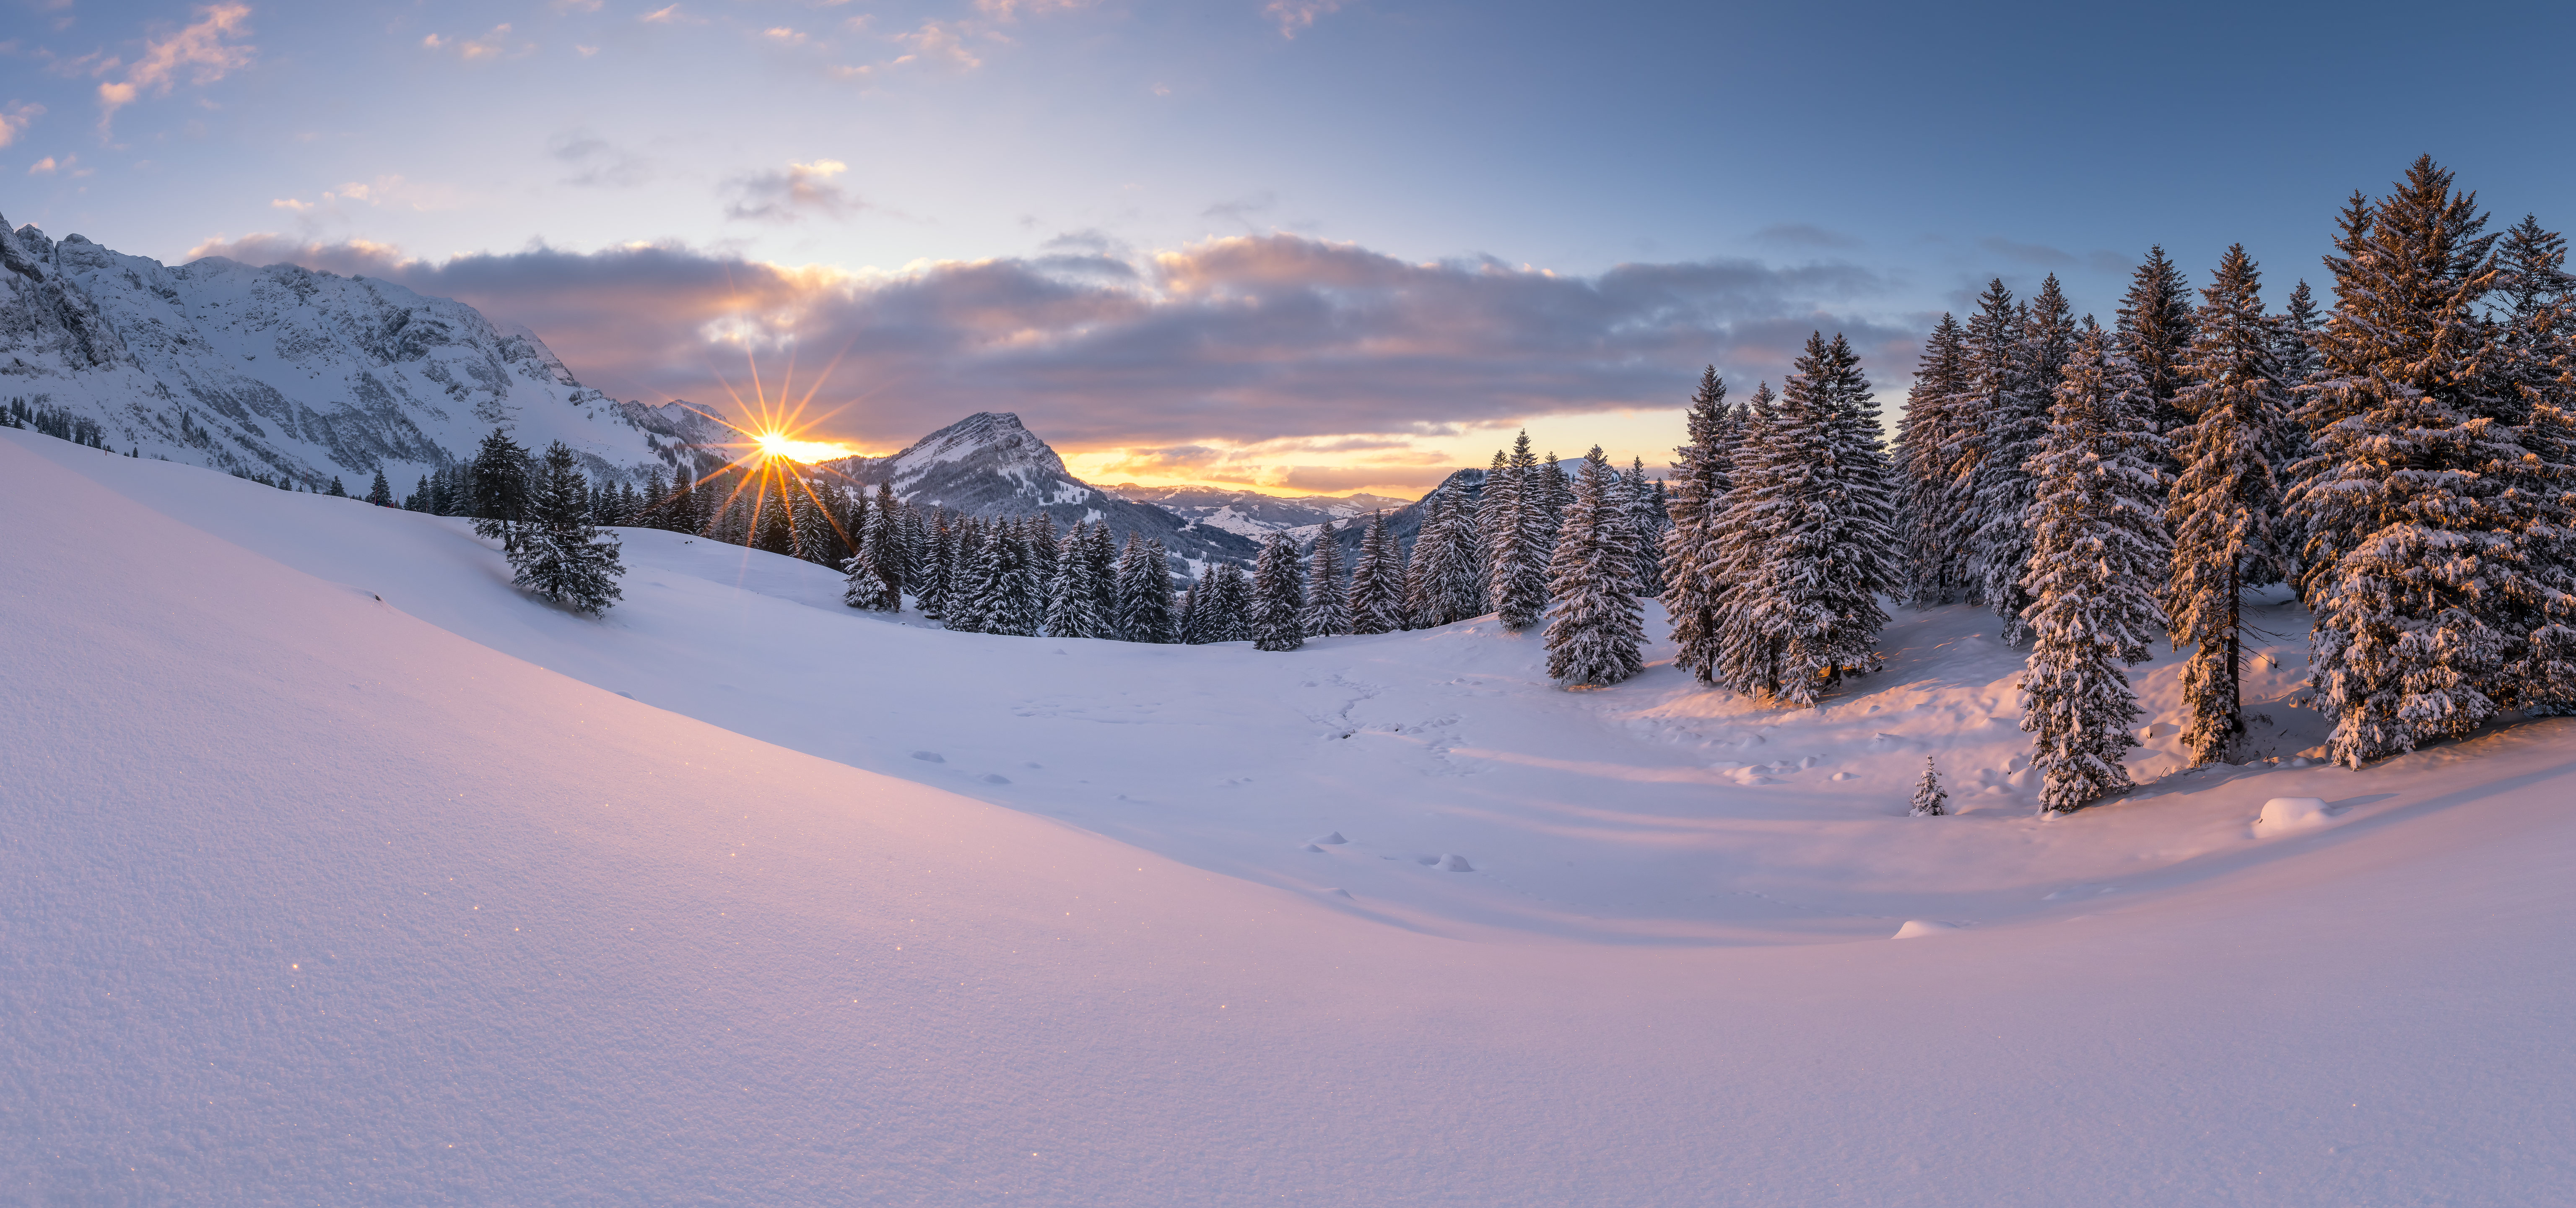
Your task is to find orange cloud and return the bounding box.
[95,3,256,135]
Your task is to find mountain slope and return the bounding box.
[1109,484,1411,540]
[8,426,2576,1205]
[821,411,1259,566]
[0,211,720,488]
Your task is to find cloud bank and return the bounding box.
[183,231,1920,482]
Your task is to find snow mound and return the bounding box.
[2255,796,2334,834]
[1436,854,1475,872]
[1892,920,1960,939]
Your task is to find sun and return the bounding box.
[753,431,855,463]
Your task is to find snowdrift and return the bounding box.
[5,429,2573,1206]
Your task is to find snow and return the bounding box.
[2257,796,2335,834]
[6,426,2576,1204]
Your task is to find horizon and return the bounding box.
[10,1,2572,492]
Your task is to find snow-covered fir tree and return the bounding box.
[2167,245,2293,764]
[917,510,956,622]
[509,440,627,616]
[2114,246,2199,463]
[1404,488,1483,628]
[1620,458,1666,595]
[1348,512,1407,634]
[1530,453,1572,563]
[1662,367,1737,684]
[1719,334,1899,707]
[2289,159,2576,764]
[2018,324,2170,813]
[1195,563,1254,643]
[943,520,997,633]
[1909,757,1948,817]
[1252,533,1308,651]
[468,429,535,552]
[1044,522,1113,639]
[1543,447,1646,686]
[842,482,908,612]
[987,521,1044,637]
[1895,315,1975,605]
[1966,278,2050,643]
[1485,433,1550,630]
[1303,520,1351,637]
[1707,382,1785,696]
[1114,535,1178,643]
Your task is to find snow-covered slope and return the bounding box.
[823,411,1260,566]
[7,426,2574,1205]
[0,211,726,488]
[1109,483,1411,540]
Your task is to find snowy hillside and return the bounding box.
[1109,483,1411,540]
[821,411,1260,566]
[0,211,730,488]
[6,426,2574,1205]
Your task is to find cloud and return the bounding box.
[1977,236,2076,268]
[1265,0,1345,38]
[974,0,1091,19]
[177,232,1916,464]
[0,101,44,148]
[724,160,862,222]
[1755,222,1859,250]
[889,21,980,70]
[422,25,534,62]
[550,130,651,188]
[28,154,65,175]
[266,175,464,219]
[639,5,695,25]
[94,3,256,135]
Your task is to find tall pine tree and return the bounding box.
[1114,535,1178,643]
[2018,324,2169,812]
[1543,448,1646,686]
[1304,520,1352,637]
[1252,533,1308,651]
[509,441,627,616]
[1896,314,1975,605]
[1662,367,1737,684]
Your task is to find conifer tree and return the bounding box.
[509,441,627,616]
[917,511,955,621]
[1348,512,1406,634]
[943,520,995,633]
[1252,533,1308,651]
[1620,458,1665,595]
[468,430,535,551]
[843,482,908,612]
[1023,514,1058,584]
[2168,245,2293,764]
[1662,367,1737,683]
[2019,325,2170,812]
[1407,487,1485,627]
[1709,382,1786,695]
[1044,522,1113,638]
[1475,448,1515,604]
[789,474,836,565]
[1191,563,1252,642]
[1304,520,1352,636]
[1544,448,1646,686]
[1966,278,2049,642]
[1895,315,1976,605]
[1487,433,1550,630]
[988,520,1044,636]
[2289,158,2576,764]
[1719,334,1899,706]
[1114,535,1178,643]
[2114,246,2199,457]
[366,468,394,507]
[1909,757,1948,817]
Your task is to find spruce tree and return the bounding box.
[1114,535,1178,643]
[468,430,534,551]
[1253,533,1308,651]
[2019,324,2170,813]
[509,441,627,616]
[1475,448,1515,609]
[2114,246,2199,458]
[1486,433,1550,630]
[1408,486,1485,627]
[1304,520,1352,636]
[366,468,394,507]
[2168,245,2293,764]
[1709,382,1786,696]
[988,521,1043,636]
[1719,335,1899,706]
[1543,448,1646,686]
[1348,511,1406,634]
[1909,757,1948,818]
[1193,563,1252,642]
[1662,366,1737,684]
[1895,315,1975,605]
[1620,458,1665,595]
[1966,278,2049,643]
[2288,158,2576,764]
[1044,522,1114,638]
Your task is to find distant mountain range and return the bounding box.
[1,210,1460,566]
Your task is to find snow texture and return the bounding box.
[6,427,2576,1205]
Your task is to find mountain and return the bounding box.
[818,412,1262,569]
[1325,468,1486,554]
[0,210,720,488]
[1107,484,1413,541]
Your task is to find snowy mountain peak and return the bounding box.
[0,212,722,488]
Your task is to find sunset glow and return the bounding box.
[753,431,856,463]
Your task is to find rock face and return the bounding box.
[0,211,715,487]
[1110,484,1412,542]
[819,412,1262,569]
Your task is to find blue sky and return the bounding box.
[7,0,2571,490]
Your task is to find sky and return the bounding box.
[6,0,2574,493]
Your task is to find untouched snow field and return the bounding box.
[5,429,2573,1205]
